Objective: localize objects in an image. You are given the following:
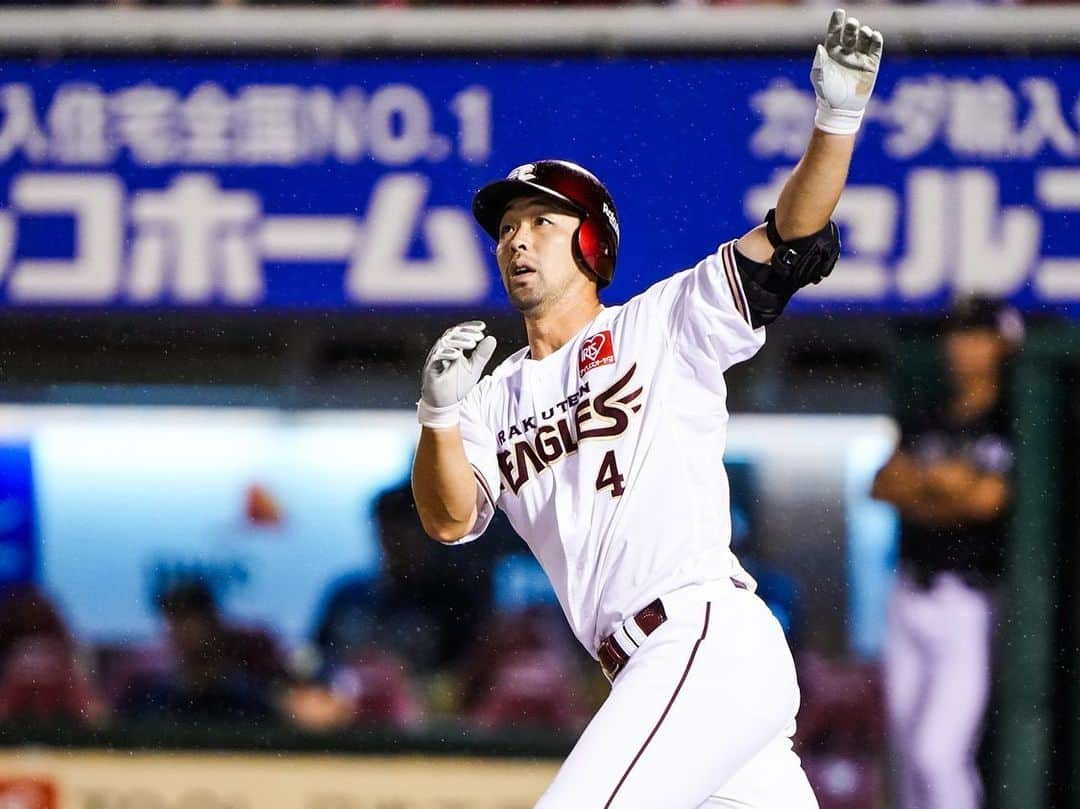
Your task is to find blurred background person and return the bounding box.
[458,604,590,732]
[117,578,289,723]
[313,469,519,675]
[0,585,105,725]
[872,296,1023,809]
[309,470,524,727]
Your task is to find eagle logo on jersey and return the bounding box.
[579,331,615,377]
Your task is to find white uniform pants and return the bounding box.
[883,571,996,809]
[535,581,818,809]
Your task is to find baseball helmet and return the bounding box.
[944,295,1026,346]
[472,160,620,287]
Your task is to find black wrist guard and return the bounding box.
[734,209,841,328]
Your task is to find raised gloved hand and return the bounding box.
[811,9,884,135]
[417,321,497,429]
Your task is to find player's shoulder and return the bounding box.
[619,243,730,315]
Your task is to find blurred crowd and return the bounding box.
[0,472,603,735]
[0,456,839,738]
[0,587,886,807]
[0,581,598,733]
[0,586,883,805]
[0,476,885,808]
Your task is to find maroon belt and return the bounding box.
[598,579,749,683]
[597,598,668,683]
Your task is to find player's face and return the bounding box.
[945,328,1006,382]
[496,197,592,316]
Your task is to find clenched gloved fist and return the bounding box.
[811,9,884,135]
[417,321,497,429]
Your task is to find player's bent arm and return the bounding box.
[412,425,480,544]
[413,320,497,543]
[870,451,926,512]
[873,452,1011,525]
[923,470,1011,523]
[903,476,1010,525]
[963,474,1011,521]
[870,451,955,523]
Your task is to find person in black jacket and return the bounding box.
[872,296,1023,809]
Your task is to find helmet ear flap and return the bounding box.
[574,220,611,287]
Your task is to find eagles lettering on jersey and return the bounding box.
[497,364,643,496]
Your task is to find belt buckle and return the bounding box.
[600,655,617,684]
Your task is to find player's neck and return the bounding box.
[525,298,603,360]
[950,373,1000,421]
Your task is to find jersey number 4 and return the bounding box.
[595,450,625,498]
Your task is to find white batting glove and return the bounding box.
[811,9,884,135]
[417,321,497,429]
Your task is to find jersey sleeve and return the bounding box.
[644,240,766,371]
[447,383,501,545]
[971,434,1015,478]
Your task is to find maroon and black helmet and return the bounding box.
[472,160,620,287]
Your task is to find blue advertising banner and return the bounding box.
[0,442,37,586]
[0,56,1075,314]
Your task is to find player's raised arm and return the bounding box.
[732,9,882,328]
[778,9,882,235]
[411,321,496,543]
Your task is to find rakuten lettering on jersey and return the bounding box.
[497,365,643,495]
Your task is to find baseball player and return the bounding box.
[412,10,883,808]
[872,297,1021,809]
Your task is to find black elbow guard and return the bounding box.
[734,209,841,328]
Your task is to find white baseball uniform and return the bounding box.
[454,241,818,809]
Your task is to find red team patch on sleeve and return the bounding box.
[579,330,616,376]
